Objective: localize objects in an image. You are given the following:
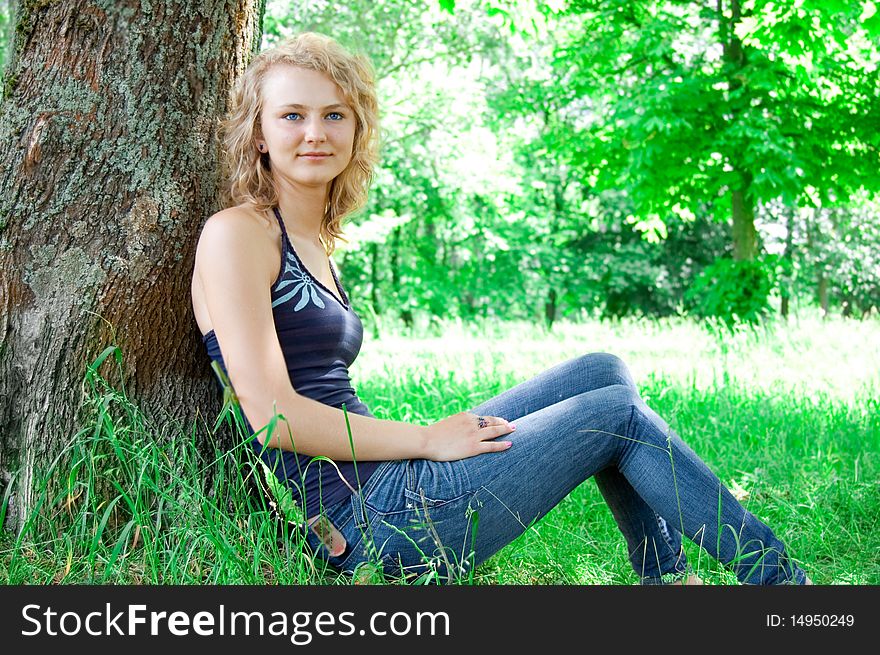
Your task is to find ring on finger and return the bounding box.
[477,416,487,429]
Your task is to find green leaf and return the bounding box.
[864,12,880,39]
[820,0,853,15]
[103,520,137,582]
[88,345,122,375]
[89,495,123,562]
[259,460,306,526]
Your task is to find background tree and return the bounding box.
[800,200,880,318]
[556,0,879,256]
[277,0,877,329]
[0,0,265,531]
[509,0,879,326]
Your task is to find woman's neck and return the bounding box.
[275,179,329,244]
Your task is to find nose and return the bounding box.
[304,116,327,144]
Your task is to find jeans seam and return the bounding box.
[352,459,401,523]
[352,478,370,530]
[654,513,685,567]
[613,403,639,477]
[401,460,474,509]
[622,403,690,582]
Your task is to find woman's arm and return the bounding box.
[195,209,513,462]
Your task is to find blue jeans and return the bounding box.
[304,352,808,584]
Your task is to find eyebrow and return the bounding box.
[277,103,350,111]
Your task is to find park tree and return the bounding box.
[551,0,880,263]
[468,0,877,326]
[0,0,265,532]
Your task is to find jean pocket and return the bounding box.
[403,459,472,509]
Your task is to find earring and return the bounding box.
[258,144,265,152]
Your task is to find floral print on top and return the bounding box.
[272,249,326,311]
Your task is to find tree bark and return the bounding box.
[731,184,758,260]
[721,0,758,261]
[369,241,380,315]
[390,224,401,292]
[0,0,265,532]
[817,275,829,318]
[780,206,795,318]
[544,287,557,332]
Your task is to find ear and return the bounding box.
[253,124,266,152]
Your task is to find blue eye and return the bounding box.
[283,112,344,121]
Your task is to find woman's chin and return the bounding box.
[284,172,339,189]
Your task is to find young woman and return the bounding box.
[191,33,811,585]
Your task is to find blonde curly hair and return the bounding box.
[218,32,379,256]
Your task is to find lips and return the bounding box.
[299,152,331,158]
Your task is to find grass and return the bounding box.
[1,309,877,585]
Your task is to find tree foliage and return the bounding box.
[3,0,875,328]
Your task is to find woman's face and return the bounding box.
[257,64,356,191]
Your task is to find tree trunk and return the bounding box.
[817,275,829,318]
[390,225,401,292]
[0,0,265,532]
[369,241,380,315]
[780,206,795,318]
[389,224,415,328]
[731,185,757,260]
[544,287,557,332]
[721,0,758,261]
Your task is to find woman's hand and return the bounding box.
[423,412,515,461]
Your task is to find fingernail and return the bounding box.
[509,424,516,430]
[504,441,513,447]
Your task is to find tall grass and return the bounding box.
[0,347,322,584]
[1,310,877,584]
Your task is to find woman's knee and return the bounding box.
[580,383,642,439]
[588,383,669,448]
[578,352,637,390]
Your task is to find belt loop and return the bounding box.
[350,458,397,530]
[350,488,368,530]
[405,459,415,495]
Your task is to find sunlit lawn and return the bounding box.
[353,309,879,585]
[1,309,877,585]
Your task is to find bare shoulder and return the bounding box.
[195,205,277,284]
[199,204,272,244]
